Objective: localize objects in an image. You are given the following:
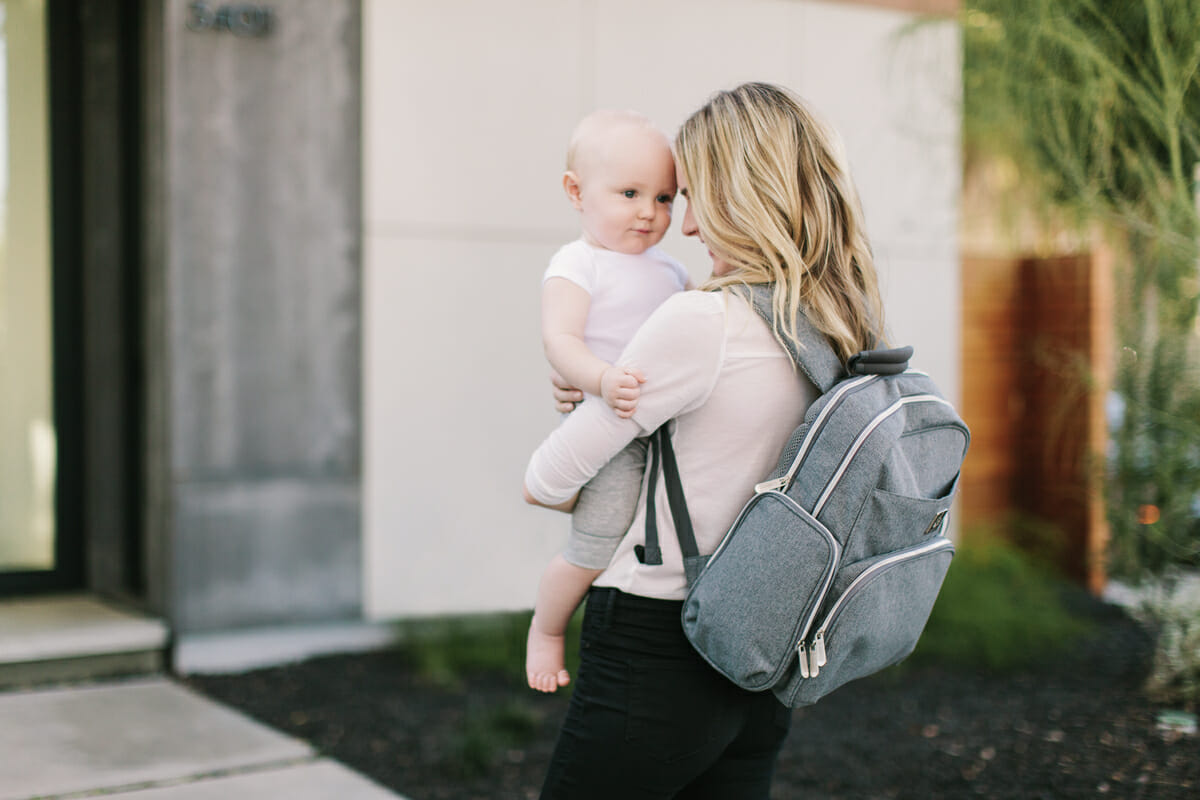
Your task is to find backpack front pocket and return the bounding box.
[844,481,957,563]
[776,536,954,707]
[682,491,839,691]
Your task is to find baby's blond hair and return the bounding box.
[566,109,666,174]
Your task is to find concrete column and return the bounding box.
[145,0,362,631]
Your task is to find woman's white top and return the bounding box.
[524,289,819,600]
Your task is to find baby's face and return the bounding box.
[572,126,676,255]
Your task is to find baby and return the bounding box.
[526,110,692,692]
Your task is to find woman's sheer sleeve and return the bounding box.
[621,291,725,434]
[524,402,640,505]
[523,292,725,505]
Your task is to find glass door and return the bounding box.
[0,0,69,589]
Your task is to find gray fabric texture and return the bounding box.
[681,492,837,691]
[564,437,648,570]
[676,284,970,708]
[778,541,954,707]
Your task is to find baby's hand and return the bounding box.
[600,367,646,418]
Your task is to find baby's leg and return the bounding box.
[566,438,648,567]
[526,439,648,693]
[527,554,602,692]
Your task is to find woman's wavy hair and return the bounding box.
[675,82,884,362]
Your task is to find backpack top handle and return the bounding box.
[847,346,913,376]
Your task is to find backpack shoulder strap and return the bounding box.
[740,284,912,383]
[739,285,845,392]
[639,425,706,586]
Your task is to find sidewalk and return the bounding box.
[0,677,409,799]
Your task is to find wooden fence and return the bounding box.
[960,251,1113,593]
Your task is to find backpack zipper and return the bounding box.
[754,369,929,497]
[754,374,879,495]
[811,394,956,517]
[783,497,841,679]
[795,391,953,678]
[789,493,841,679]
[799,536,954,678]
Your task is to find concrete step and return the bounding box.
[0,595,168,689]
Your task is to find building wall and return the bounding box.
[145,0,363,631]
[362,0,961,618]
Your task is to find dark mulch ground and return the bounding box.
[187,597,1198,799]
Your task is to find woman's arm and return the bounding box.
[524,400,642,506]
[524,292,726,506]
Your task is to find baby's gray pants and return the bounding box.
[563,438,648,570]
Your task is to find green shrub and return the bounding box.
[909,532,1092,671]
[398,608,583,689]
[447,701,541,778]
[398,612,528,688]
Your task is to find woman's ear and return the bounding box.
[563,171,584,210]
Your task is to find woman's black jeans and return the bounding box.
[540,587,792,799]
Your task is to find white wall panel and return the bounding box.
[363,235,567,617]
[364,0,586,237]
[795,2,960,256]
[591,0,797,132]
[876,244,962,405]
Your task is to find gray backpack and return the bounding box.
[642,286,970,707]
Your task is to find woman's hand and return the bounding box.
[551,372,584,413]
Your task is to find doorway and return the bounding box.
[0,0,143,598]
[0,0,79,592]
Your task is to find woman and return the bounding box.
[523,82,885,799]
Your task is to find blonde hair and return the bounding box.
[674,82,884,362]
[566,109,664,173]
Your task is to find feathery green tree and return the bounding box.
[963,0,1200,577]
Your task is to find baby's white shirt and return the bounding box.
[543,239,690,365]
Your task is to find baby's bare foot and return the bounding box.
[526,621,571,693]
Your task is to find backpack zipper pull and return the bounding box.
[812,631,827,670]
[797,641,811,678]
[755,476,788,494]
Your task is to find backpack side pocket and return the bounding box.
[682,491,839,691]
